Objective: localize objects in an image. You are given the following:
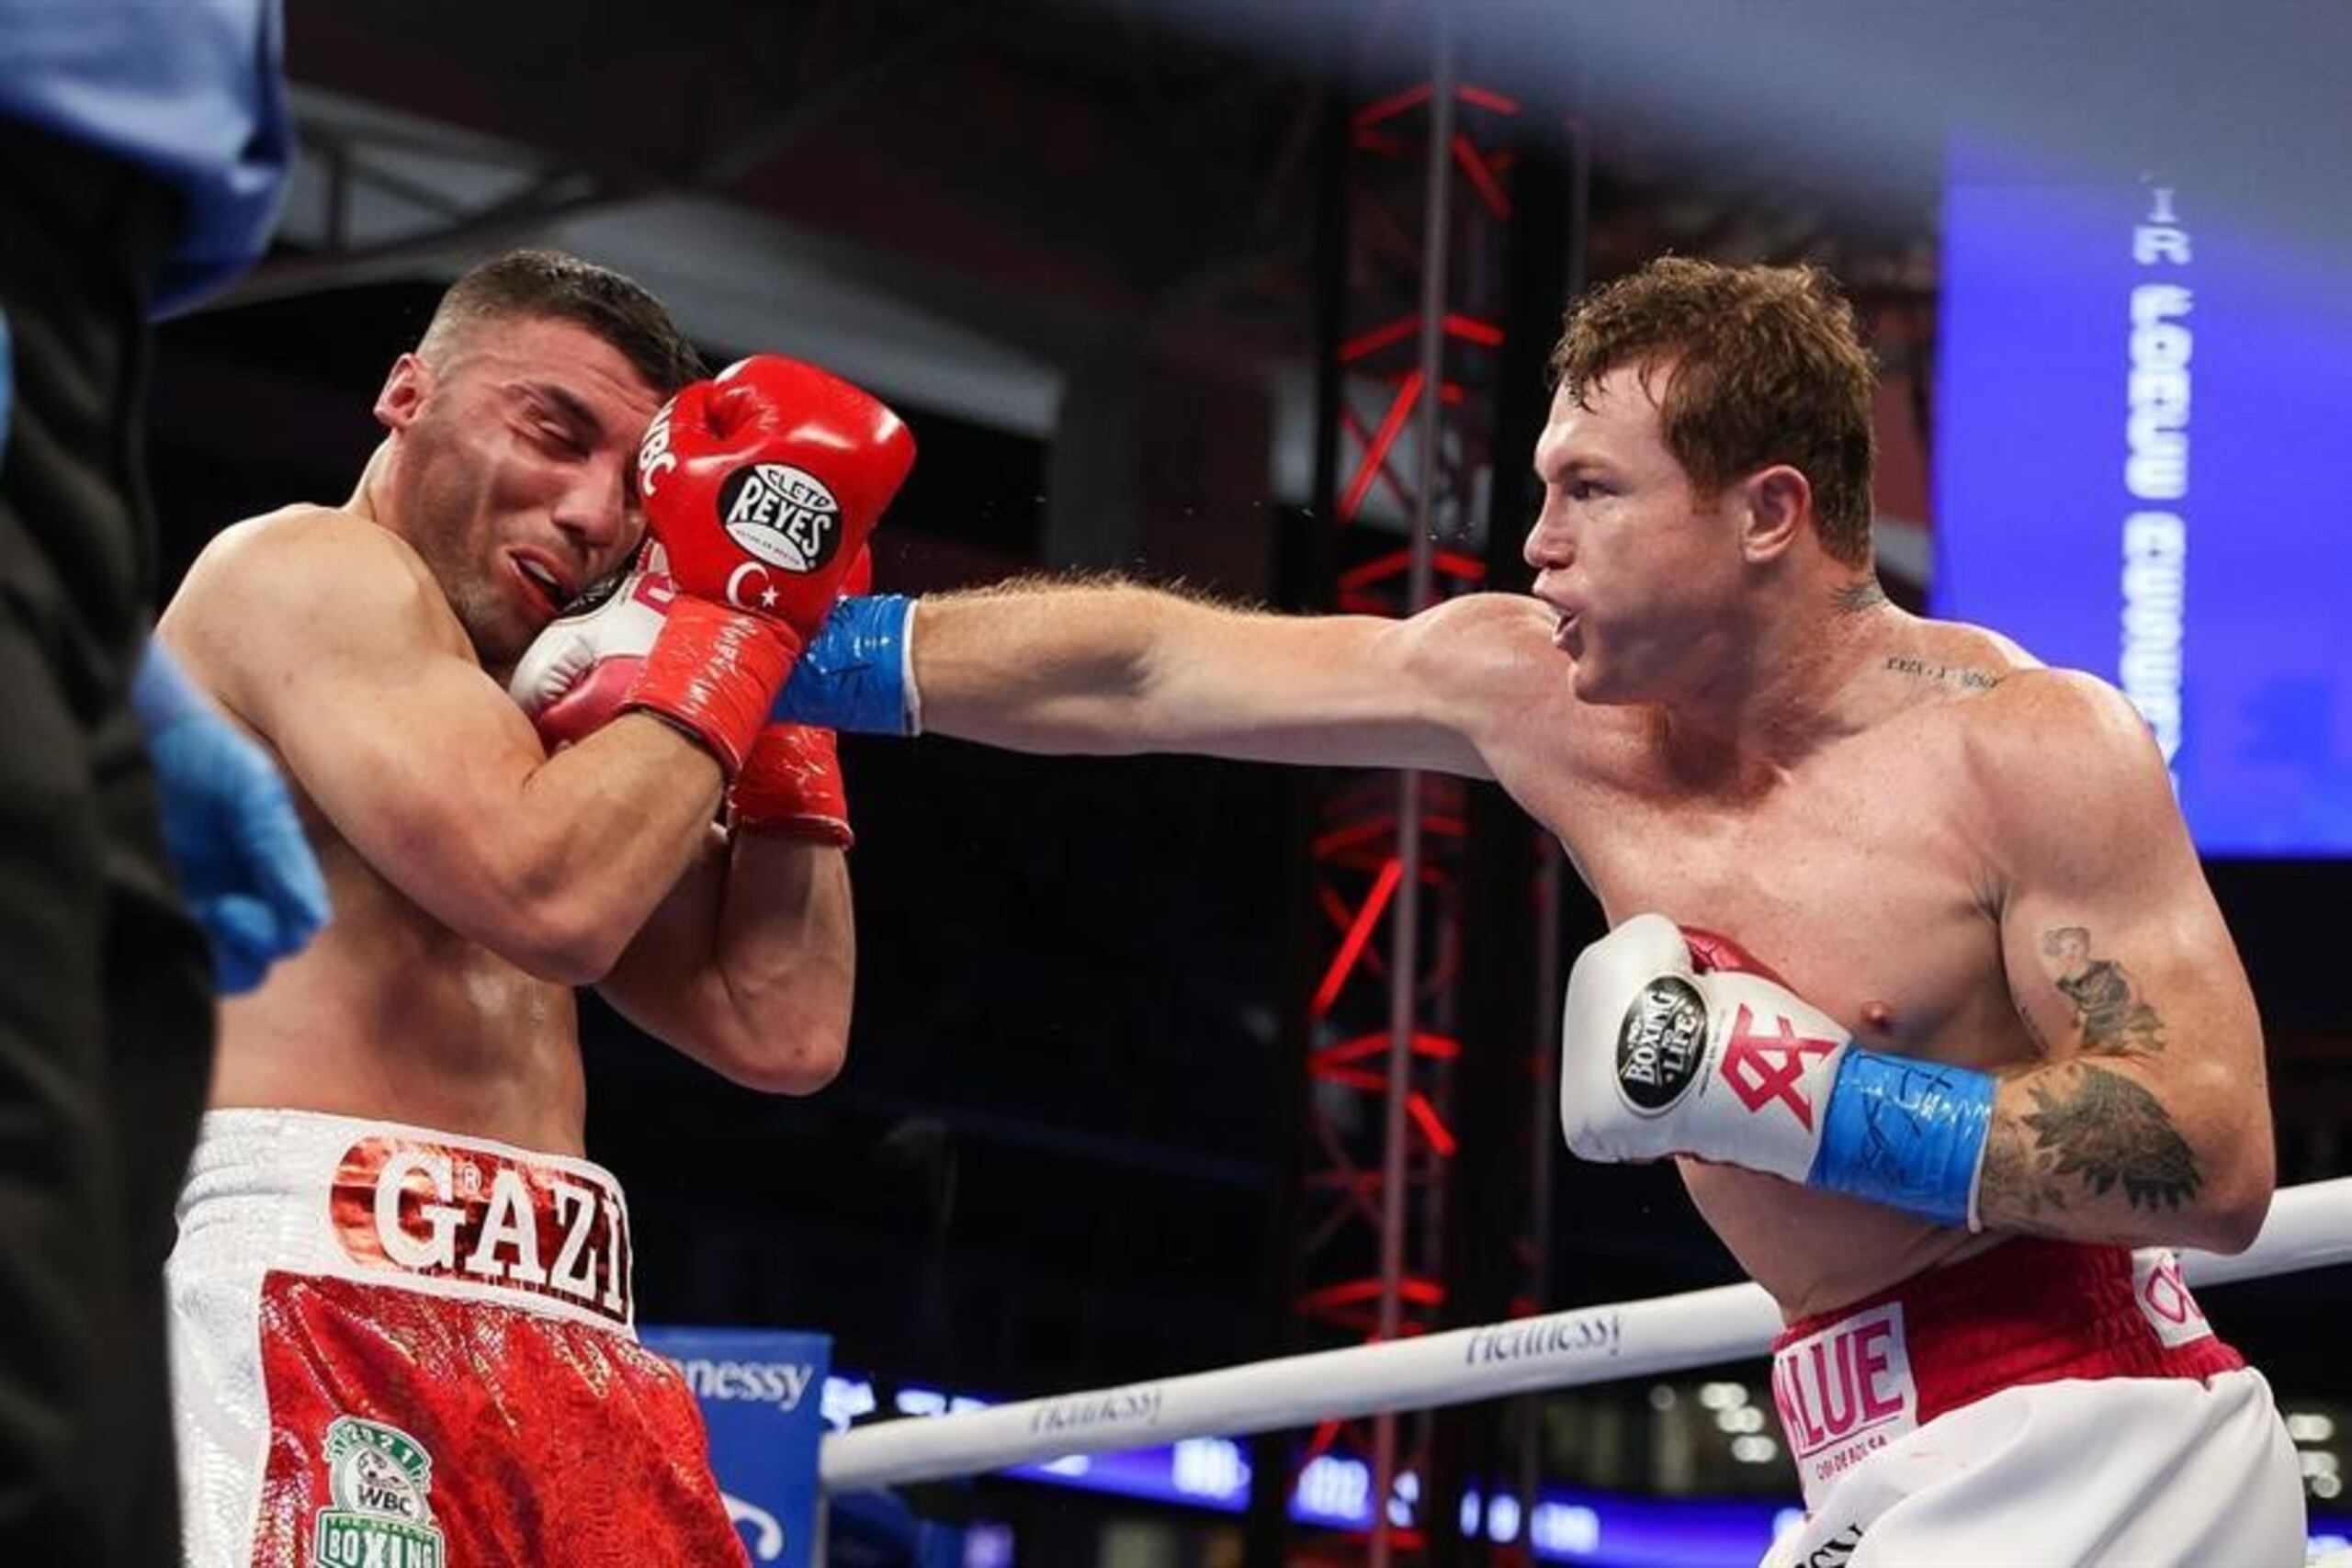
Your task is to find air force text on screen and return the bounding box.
[2124,186,2189,774]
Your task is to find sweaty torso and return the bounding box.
[208,790,590,1155]
[1476,605,2041,1318]
[165,508,590,1155]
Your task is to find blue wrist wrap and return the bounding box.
[1806,1049,1996,1229]
[770,594,916,735]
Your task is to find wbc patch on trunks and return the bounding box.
[311,1415,447,1568]
[329,1135,633,1327]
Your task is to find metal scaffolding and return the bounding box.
[1285,14,1539,1561]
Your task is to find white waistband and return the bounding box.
[175,1108,637,1332]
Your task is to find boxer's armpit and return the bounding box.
[1983,1061,2203,1227]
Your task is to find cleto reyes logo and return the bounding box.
[332,1137,632,1327]
[721,464,841,574]
[714,462,842,612]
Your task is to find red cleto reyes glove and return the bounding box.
[730,547,869,845]
[622,355,914,776]
[508,540,871,852]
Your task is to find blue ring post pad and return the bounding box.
[769,594,916,735]
[1806,1049,1998,1229]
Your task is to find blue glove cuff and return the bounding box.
[1806,1048,1996,1229]
[770,593,918,736]
[130,637,206,732]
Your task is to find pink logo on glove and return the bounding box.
[1720,1004,1840,1128]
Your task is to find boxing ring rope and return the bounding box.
[820,1176,2352,1492]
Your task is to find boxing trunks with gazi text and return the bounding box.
[168,1109,750,1568]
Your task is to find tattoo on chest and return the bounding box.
[1882,655,2004,692]
[1982,1062,2203,1220]
[2038,925,2165,1055]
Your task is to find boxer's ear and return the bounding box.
[374,353,433,433]
[1737,464,1809,564]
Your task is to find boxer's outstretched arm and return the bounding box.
[910,581,1556,779]
[594,831,854,1093]
[162,508,729,986]
[1972,671,2273,1252]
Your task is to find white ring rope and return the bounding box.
[820,1176,2352,1492]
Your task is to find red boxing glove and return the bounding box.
[1681,927,1796,988]
[622,358,910,775]
[731,725,852,845]
[635,355,915,659]
[731,546,869,845]
[506,540,783,779]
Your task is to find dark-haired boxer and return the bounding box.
[158,250,910,1566]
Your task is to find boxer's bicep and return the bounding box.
[1984,672,2254,1069]
[1973,671,2270,1246]
[202,520,554,906]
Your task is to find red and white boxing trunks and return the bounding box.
[167,1109,748,1568]
[1762,1237,2303,1566]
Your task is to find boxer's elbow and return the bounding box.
[705,980,853,1096]
[708,1012,849,1096]
[2187,1051,2276,1255]
[2191,1131,2275,1256]
[500,900,636,987]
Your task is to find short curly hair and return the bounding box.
[1550,257,1878,566]
[418,249,707,397]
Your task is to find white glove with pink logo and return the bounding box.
[1559,914,1996,1228]
[507,543,678,751]
[1559,913,1853,1179]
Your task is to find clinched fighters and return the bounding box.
[754,258,2304,1563]
[154,250,910,1566]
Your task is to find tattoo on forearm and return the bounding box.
[2000,1063,2203,1214]
[2038,925,2166,1055]
[1883,655,2004,691]
[1978,1114,2070,1220]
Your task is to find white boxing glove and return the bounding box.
[1559,914,1856,1179]
[507,543,675,749]
[1560,915,1998,1227]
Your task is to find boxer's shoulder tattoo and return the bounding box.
[2037,925,2165,1056]
[1837,580,1889,614]
[1882,655,2005,692]
[2014,1061,2202,1214]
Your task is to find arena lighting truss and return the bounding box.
[822,1178,2352,1496]
[1295,17,1532,1558]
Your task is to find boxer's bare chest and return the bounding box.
[1525,693,2025,1064]
[1493,690,2037,1312]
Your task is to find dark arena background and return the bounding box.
[141,2,2352,1562]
